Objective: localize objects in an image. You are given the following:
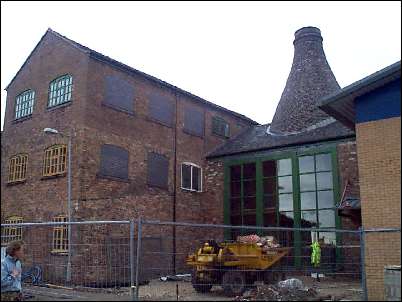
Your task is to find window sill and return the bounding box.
[146,116,173,128]
[211,132,230,139]
[41,173,67,180]
[183,129,204,139]
[12,115,33,124]
[181,187,202,193]
[147,182,169,191]
[6,180,27,186]
[96,173,130,183]
[101,103,135,116]
[50,251,68,256]
[47,101,72,112]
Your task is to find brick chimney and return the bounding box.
[270,26,340,134]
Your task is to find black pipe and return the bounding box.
[172,90,178,274]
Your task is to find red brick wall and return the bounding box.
[1,31,254,283]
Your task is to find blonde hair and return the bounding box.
[6,240,24,257]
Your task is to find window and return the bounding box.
[299,153,336,244]
[212,116,230,138]
[103,75,134,113]
[43,145,67,177]
[147,152,169,189]
[181,163,202,192]
[230,163,257,238]
[15,90,35,119]
[48,75,73,108]
[99,144,129,180]
[184,107,204,137]
[52,216,68,253]
[1,216,23,246]
[8,154,28,183]
[148,93,174,127]
[262,158,294,228]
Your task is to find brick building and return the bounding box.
[0,28,257,284]
[1,26,363,285]
[204,27,361,270]
[320,61,401,301]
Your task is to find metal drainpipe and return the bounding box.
[172,90,178,275]
[66,130,72,283]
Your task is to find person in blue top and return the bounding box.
[1,240,24,301]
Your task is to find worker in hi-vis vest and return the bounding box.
[311,235,321,281]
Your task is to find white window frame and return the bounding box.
[181,162,202,192]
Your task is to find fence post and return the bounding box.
[359,227,368,301]
[130,219,135,301]
[135,217,142,301]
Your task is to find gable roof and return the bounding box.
[5,28,258,125]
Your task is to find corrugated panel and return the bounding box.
[184,107,204,137]
[147,152,169,189]
[103,75,134,113]
[100,144,129,179]
[148,93,174,126]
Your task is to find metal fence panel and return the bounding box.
[1,220,400,301]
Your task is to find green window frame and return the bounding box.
[15,90,35,119]
[224,145,341,266]
[298,152,337,245]
[212,116,230,138]
[262,158,294,228]
[48,74,73,108]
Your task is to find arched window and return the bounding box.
[1,216,23,245]
[48,74,73,108]
[15,89,35,119]
[8,154,28,183]
[43,145,67,176]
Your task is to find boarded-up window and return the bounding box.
[147,152,169,189]
[148,93,174,127]
[103,75,134,113]
[99,144,129,180]
[184,107,204,137]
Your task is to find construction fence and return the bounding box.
[1,219,400,301]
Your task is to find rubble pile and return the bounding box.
[236,234,281,252]
[235,278,331,301]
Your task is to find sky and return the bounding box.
[1,1,401,130]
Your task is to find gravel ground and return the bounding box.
[23,276,362,301]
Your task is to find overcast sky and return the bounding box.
[1,1,401,130]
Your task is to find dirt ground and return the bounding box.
[23,276,363,301]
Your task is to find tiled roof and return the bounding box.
[207,119,354,158]
[5,28,258,125]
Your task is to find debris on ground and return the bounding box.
[236,234,281,253]
[234,278,335,301]
[277,278,304,290]
[160,274,192,282]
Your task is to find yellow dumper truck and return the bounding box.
[186,240,290,296]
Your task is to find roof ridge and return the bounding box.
[12,28,258,124]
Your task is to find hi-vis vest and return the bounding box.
[311,240,321,267]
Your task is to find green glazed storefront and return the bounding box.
[222,142,343,268]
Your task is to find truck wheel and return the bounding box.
[192,272,213,293]
[264,271,283,284]
[222,271,246,296]
[192,283,213,293]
